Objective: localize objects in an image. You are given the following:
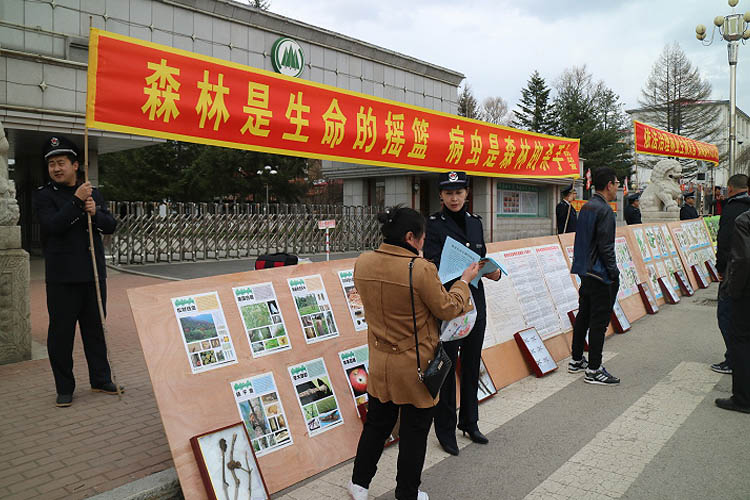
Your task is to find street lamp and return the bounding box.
[256,165,278,205]
[696,0,750,176]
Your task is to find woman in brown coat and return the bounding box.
[348,206,479,500]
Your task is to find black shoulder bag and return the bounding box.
[409,258,452,399]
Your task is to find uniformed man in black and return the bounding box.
[33,136,122,407]
[556,184,577,233]
[424,171,501,456]
[624,192,642,225]
[680,191,699,220]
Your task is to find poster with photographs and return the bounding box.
[172,292,237,374]
[289,358,343,436]
[655,260,678,291]
[338,345,369,410]
[477,357,498,402]
[644,226,663,259]
[646,264,663,299]
[633,228,651,262]
[189,422,270,500]
[288,275,340,344]
[338,270,367,331]
[704,216,719,249]
[232,283,291,358]
[230,372,292,457]
[661,225,678,255]
[614,237,639,299]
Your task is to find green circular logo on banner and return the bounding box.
[271,37,304,77]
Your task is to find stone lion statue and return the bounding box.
[640,158,682,213]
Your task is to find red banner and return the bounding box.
[633,120,719,165]
[87,29,580,179]
[571,199,617,213]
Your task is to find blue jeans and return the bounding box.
[717,296,733,368]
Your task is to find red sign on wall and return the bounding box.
[87,29,580,179]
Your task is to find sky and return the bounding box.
[262,0,750,115]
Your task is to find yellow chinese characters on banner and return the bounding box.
[88,28,581,179]
[634,120,719,165]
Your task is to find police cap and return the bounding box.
[561,183,574,196]
[438,171,469,190]
[628,192,641,202]
[683,191,695,199]
[43,135,79,161]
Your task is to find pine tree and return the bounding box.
[457,84,480,119]
[513,70,555,134]
[637,42,723,178]
[553,65,632,182]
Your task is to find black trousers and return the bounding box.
[46,281,111,395]
[729,298,750,407]
[434,314,486,442]
[572,277,618,370]
[352,395,434,500]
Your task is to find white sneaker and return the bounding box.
[417,491,429,500]
[348,480,368,500]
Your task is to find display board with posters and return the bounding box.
[172,292,238,373]
[337,270,367,331]
[632,228,652,263]
[232,283,291,358]
[288,275,340,343]
[230,373,293,456]
[668,219,716,290]
[497,247,563,340]
[288,358,344,436]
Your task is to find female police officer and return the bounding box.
[424,171,501,455]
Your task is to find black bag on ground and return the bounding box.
[408,258,453,399]
[254,252,298,270]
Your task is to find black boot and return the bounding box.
[437,433,459,455]
[457,424,489,444]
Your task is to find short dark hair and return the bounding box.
[377,205,425,241]
[593,167,617,191]
[727,174,749,190]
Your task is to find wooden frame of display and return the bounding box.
[674,270,695,296]
[691,264,710,289]
[705,260,720,282]
[189,422,271,500]
[610,299,631,333]
[637,282,659,314]
[658,276,680,304]
[513,327,558,377]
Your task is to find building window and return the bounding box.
[496,182,548,217]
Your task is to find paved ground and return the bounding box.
[2,258,747,499]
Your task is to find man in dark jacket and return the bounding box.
[569,167,620,385]
[556,184,577,233]
[624,192,642,225]
[711,174,750,375]
[32,135,122,407]
[716,210,750,413]
[680,191,699,220]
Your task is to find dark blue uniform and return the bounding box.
[556,200,577,233]
[424,208,488,444]
[33,181,117,396]
[680,204,699,220]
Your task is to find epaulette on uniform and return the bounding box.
[468,212,482,220]
[428,211,444,221]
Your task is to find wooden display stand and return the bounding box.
[658,276,680,304]
[691,264,710,289]
[128,259,368,497]
[674,270,694,296]
[637,282,659,314]
[706,260,720,282]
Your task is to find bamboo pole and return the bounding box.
[85,18,122,400]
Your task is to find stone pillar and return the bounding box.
[0,122,31,364]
